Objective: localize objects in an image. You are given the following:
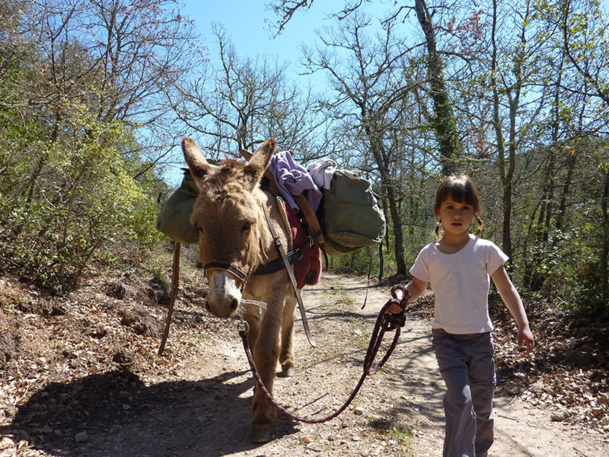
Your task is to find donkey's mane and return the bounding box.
[199,159,254,204]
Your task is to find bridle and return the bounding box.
[199,193,295,293]
[203,261,249,291]
[200,192,317,347]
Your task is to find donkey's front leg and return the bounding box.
[250,294,283,443]
[279,293,297,377]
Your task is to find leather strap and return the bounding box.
[253,247,304,275]
[204,261,248,282]
[264,196,316,347]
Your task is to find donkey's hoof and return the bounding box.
[251,423,272,443]
[281,365,295,378]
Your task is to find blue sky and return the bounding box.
[181,1,335,67]
[179,0,395,86]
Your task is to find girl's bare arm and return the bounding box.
[491,265,535,353]
[407,277,429,301]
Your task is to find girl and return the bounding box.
[389,175,535,457]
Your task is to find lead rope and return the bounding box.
[239,284,410,423]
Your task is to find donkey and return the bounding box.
[182,136,298,443]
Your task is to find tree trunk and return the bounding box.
[378,241,384,281]
[414,0,460,176]
[375,155,407,276]
[556,149,577,232]
[491,0,524,259]
[600,169,609,300]
[366,132,407,276]
[387,185,407,276]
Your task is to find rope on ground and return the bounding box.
[239,284,411,424]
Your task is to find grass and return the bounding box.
[328,285,355,312]
[151,266,170,291]
[366,417,416,456]
[391,423,416,456]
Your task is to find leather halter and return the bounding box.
[204,249,304,286]
[201,197,303,285]
[204,261,249,289]
[199,195,316,347]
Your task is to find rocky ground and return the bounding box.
[1,250,608,456]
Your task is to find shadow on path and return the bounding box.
[2,369,298,457]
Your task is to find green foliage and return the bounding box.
[0,101,163,289]
[521,226,609,319]
[151,266,170,292]
[0,0,196,289]
[520,230,589,299]
[327,245,391,279]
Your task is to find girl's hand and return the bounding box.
[386,302,404,315]
[517,325,535,354]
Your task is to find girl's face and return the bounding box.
[436,196,475,237]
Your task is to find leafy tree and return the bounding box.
[0,0,193,287]
[169,24,325,158]
[487,0,552,258]
[301,11,428,275]
[0,103,160,287]
[413,0,460,175]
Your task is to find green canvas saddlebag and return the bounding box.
[156,168,200,244]
[317,170,386,256]
[156,165,386,256]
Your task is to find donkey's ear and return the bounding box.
[182,137,212,184]
[244,138,276,188]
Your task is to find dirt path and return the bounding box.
[2,273,608,456]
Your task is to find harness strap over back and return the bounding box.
[264,196,316,347]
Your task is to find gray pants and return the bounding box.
[432,328,496,457]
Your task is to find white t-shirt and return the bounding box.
[410,235,509,334]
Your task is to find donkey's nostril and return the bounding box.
[230,298,239,314]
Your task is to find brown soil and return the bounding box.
[1,259,608,456]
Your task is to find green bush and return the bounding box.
[0,107,163,289]
[521,227,609,319]
[328,245,390,279]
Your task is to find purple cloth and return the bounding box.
[269,151,322,213]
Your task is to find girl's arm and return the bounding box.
[406,277,429,301]
[490,265,535,354]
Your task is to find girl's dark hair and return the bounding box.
[434,175,484,236]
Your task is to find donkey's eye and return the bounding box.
[195,223,204,234]
[241,222,252,237]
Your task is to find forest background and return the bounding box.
[1,0,608,325]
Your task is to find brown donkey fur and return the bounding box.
[182,136,298,443]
